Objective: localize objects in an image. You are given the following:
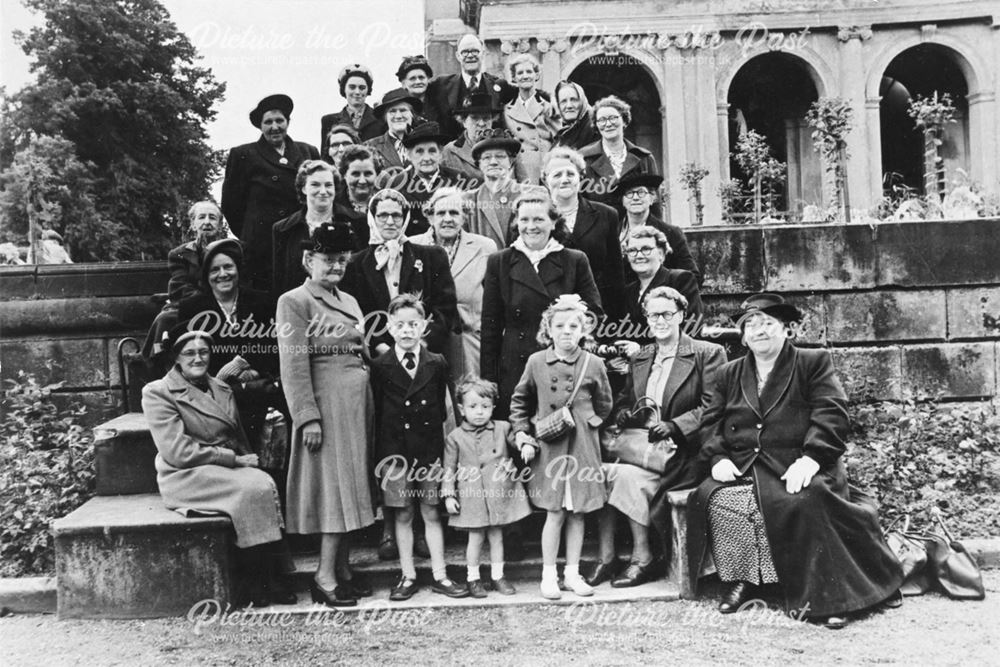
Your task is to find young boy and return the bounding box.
[370,294,466,600]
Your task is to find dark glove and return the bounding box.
[648,420,677,442]
[242,378,280,395]
[614,410,632,429]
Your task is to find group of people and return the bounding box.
[140,34,905,629]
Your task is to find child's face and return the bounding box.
[458,391,494,428]
[388,306,426,351]
[549,310,584,354]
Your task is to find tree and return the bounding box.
[908,92,957,202]
[0,0,226,260]
[733,130,786,224]
[679,163,709,226]
[806,97,854,223]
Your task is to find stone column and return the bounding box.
[837,25,874,211]
[660,46,689,226]
[967,91,998,191]
[716,102,731,183]
[536,38,562,90]
[695,49,723,226]
[865,97,884,204]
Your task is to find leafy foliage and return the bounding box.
[733,130,785,223]
[846,399,1000,538]
[0,372,95,576]
[806,97,854,221]
[0,0,226,260]
[679,163,709,226]
[907,92,957,201]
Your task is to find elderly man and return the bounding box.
[424,34,515,139]
[463,129,522,249]
[221,94,319,290]
[441,93,498,185]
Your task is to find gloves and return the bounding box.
[216,355,250,381]
[648,420,677,442]
[242,378,279,395]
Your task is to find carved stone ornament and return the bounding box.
[837,25,873,42]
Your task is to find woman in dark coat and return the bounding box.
[687,294,903,629]
[320,64,385,150]
[480,187,603,418]
[552,81,598,151]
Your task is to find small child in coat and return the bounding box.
[510,294,614,600]
[370,294,466,601]
[443,377,532,597]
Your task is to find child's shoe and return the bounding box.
[563,573,594,597]
[467,579,488,598]
[492,578,517,595]
[540,578,562,600]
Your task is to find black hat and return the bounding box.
[454,93,499,117]
[736,293,803,328]
[249,94,293,128]
[396,55,433,81]
[201,238,244,287]
[337,64,373,97]
[614,172,664,199]
[373,88,423,118]
[471,128,521,162]
[401,121,451,149]
[300,222,356,253]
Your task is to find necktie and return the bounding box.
[404,352,416,371]
[469,75,479,92]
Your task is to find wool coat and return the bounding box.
[441,134,485,185]
[270,210,368,298]
[221,135,319,290]
[687,342,904,617]
[579,139,660,218]
[424,71,516,139]
[409,230,497,380]
[617,267,703,346]
[370,346,452,469]
[166,242,203,303]
[463,180,519,250]
[142,368,283,548]
[379,165,479,237]
[553,115,600,151]
[480,247,603,417]
[442,420,532,529]
[510,348,613,513]
[503,92,561,185]
[364,132,408,171]
[622,214,701,285]
[341,241,458,355]
[320,104,385,149]
[567,196,628,325]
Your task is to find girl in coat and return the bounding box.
[509,295,614,600]
[443,377,532,598]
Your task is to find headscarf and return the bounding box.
[367,188,411,270]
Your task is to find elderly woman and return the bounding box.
[365,88,422,171]
[542,146,627,324]
[277,223,374,607]
[481,187,603,417]
[321,64,385,152]
[333,145,382,245]
[396,55,433,109]
[503,53,560,185]
[142,327,294,608]
[687,294,903,629]
[411,187,497,379]
[553,81,598,150]
[588,287,725,588]
[580,95,659,217]
[325,123,361,172]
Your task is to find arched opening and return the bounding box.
[879,44,970,197]
[567,59,662,162]
[726,52,821,218]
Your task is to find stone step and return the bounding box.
[92,413,158,496]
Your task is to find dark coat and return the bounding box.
[424,71,516,139]
[271,210,368,297]
[320,105,385,150]
[364,132,407,171]
[569,196,627,326]
[480,247,603,417]
[221,136,319,290]
[611,335,725,553]
[624,215,701,285]
[687,342,904,617]
[370,346,451,468]
[341,241,458,355]
[580,139,659,218]
[166,242,203,303]
[554,115,599,151]
[614,267,703,346]
[441,134,485,185]
[379,165,479,237]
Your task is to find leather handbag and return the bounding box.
[923,510,986,600]
[601,397,677,473]
[534,355,591,443]
[884,515,933,596]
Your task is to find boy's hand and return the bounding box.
[444,497,460,515]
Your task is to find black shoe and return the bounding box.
[389,575,419,601]
[266,579,298,605]
[234,581,269,609]
[378,535,398,561]
[585,558,624,587]
[882,589,903,609]
[310,579,356,607]
[718,581,755,614]
[610,561,656,588]
[430,577,469,598]
[492,577,517,595]
[467,579,487,598]
[823,615,849,630]
[414,536,431,559]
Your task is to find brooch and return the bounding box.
[279,157,288,165]
[493,84,501,92]
[414,259,424,273]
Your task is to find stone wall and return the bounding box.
[1,219,998,425]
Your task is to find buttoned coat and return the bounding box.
[271,210,368,298]
[424,71,516,139]
[579,139,659,218]
[441,134,485,185]
[142,367,283,548]
[341,241,458,355]
[686,342,904,617]
[480,247,603,417]
[370,346,452,469]
[364,132,407,171]
[410,230,497,379]
[320,105,385,150]
[618,267,703,346]
[510,348,613,513]
[623,214,701,285]
[463,180,519,249]
[221,135,319,290]
[442,420,532,528]
[503,92,561,184]
[569,196,628,325]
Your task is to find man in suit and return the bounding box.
[424,34,516,140]
[464,129,522,249]
[365,88,423,172]
[221,94,319,290]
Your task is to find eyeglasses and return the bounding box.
[328,140,353,149]
[178,349,210,359]
[375,212,405,222]
[595,115,622,126]
[625,246,657,258]
[459,49,482,56]
[623,189,651,199]
[645,311,678,321]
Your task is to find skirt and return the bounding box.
[604,462,660,526]
[708,481,778,585]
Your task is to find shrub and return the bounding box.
[0,372,95,576]
[846,399,1000,538]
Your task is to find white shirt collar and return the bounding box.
[395,344,420,365]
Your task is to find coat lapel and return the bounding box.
[449,234,481,277]
[630,351,654,406]
[509,250,551,298]
[758,342,798,418]
[398,244,416,292]
[361,249,391,306]
[304,280,361,323]
[661,335,695,411]
[165,369,239,430]
[572,197,598,245]
[478,185,507,244]
[739,355,763,418]
[405,349,435,398]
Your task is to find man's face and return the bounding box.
[456,35,483,75]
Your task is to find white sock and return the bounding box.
[432,566,447,582]
[467,565,480,582]
[564,564,579,580]
[491,563,504,581]
[542,564,558,583]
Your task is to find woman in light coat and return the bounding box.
[503,53,561,184]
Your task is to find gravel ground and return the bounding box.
[3,572,999,666]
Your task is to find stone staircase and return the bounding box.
[53,413,695,619]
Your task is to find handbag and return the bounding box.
[533,354,591,443]
[600,397,676,473]
[923,510,986,600]
[884,515,933,596]
[257,408,289,471]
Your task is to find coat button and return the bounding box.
[549,404,557,410]
[550,386,557,392]
[421,399,427,405]
[518,333,525,340]
[404,423,411,430]
[405,400,410,406]
[271,175,279,181]
[756,423,763,429]
[754,447,760,452]
[551,377,558,382]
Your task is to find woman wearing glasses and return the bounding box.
[686,294,903,629]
